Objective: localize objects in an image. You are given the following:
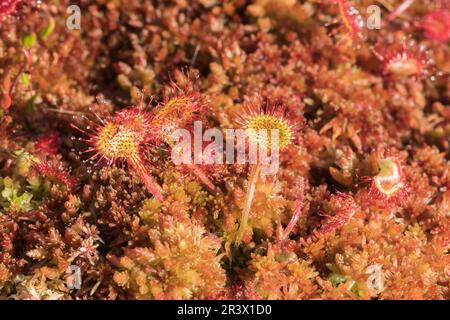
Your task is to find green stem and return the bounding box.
[235,164,261,245]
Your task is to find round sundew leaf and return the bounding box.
[245,114,292,149]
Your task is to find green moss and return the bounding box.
[139,198,162,225]
[0,177,33,212]
[23,33,37,48]
[328,272,347,287]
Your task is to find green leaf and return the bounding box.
[328,272,347,287]
[26,93,39,110]
[0,177,34,211]
[39,18,56,40]
[1,177,17,202]
[20,73,30,86]
[10,192,33,211]
[23,33,37,48]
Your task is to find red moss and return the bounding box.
[306,193,359,241]
[0,0,22,17]
[421,10,450,43]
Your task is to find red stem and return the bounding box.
[386,0,415,22]
[185,163,216,193]
[130,158,164,202]
[279,178,305,241]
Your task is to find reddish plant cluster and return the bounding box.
[0,0,22,17]
[373,43,432,79]
[75,106,163,201]
[421,9,450,43]
[73,84,213,202]
[34,162,76,190]
[35,132,61,156]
